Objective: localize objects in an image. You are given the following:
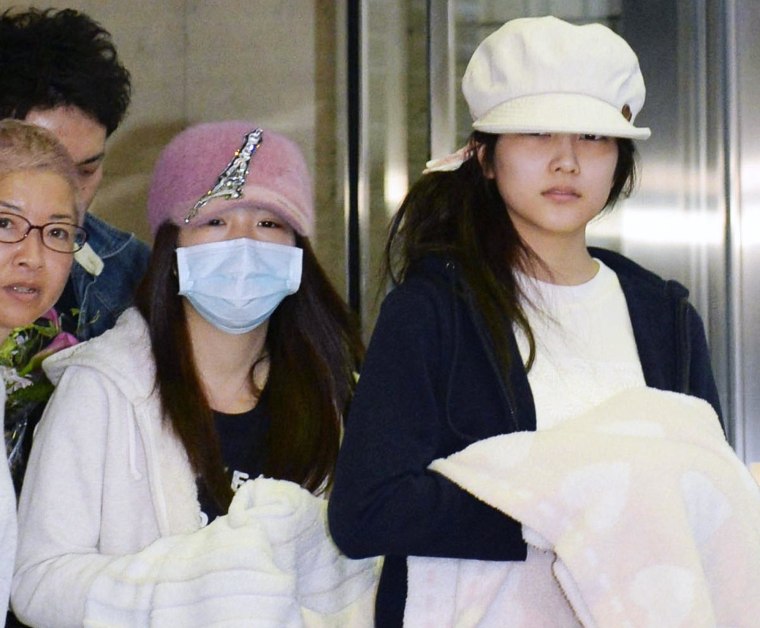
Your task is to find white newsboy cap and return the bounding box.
[462,16,651,140]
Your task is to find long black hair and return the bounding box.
[385,130,637,375]
[135,223,364,511]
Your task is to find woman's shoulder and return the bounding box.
[42,308,154,395]
[590,247,690,301]
[381,255,462,316]
[393,254,460,294]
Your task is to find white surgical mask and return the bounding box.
[176,237,302,334]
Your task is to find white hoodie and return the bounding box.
[12,308,377,627]
[1,382,16,628]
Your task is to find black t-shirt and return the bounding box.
[197,400,271,524]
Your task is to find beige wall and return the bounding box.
[2,0,347,294]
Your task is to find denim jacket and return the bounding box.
[67,213,150,340]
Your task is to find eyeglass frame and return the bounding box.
[0,211,89,254]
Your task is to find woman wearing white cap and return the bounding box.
[327,16,754,627]
[12,121,378,627]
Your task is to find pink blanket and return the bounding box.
[406,388,760,627]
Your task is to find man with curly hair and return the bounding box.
[0,7,150,342]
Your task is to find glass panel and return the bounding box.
[360,0,429,335]
[733,1,760,465]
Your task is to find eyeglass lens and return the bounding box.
[0,212,86,253]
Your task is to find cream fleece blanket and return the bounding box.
[85,478,379,627]
[406,388,760,627]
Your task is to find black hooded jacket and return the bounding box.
[329,248,722,627]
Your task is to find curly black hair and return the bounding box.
[0,7,131,136]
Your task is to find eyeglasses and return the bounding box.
[0,212,88,254]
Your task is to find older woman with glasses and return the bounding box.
[0,118,85,624]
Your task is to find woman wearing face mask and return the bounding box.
[12,121,377,627]
[0,119,84,628]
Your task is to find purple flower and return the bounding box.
[17,310,80,375]
[41,308,60,327]
[40,331,78,357]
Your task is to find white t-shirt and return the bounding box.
[515,260,646,430]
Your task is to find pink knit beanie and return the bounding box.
[147,121,314,237]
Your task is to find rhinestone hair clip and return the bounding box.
[184,128,264,223]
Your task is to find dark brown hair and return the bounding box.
[135,224,363,511]
[385,131,637,375]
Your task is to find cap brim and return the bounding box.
[177,185,312,237]
[473,93,651,140]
